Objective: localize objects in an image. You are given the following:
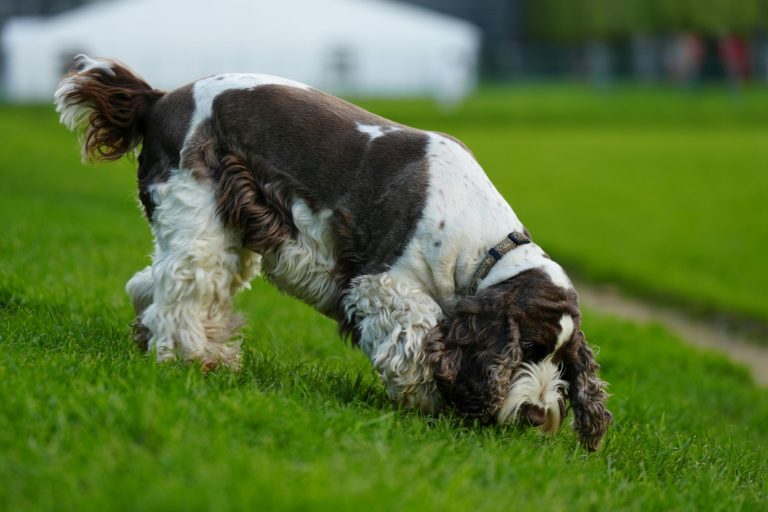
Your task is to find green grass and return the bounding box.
[1,90,767,510]
[2,297,767,511]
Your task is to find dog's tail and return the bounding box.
[54,55,165,162]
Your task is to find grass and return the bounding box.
[2,298,767,511]
[1,89,767,510]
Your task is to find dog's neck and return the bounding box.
[475,242,574,294]
[467,231,531,296]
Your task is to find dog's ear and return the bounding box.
[425,318,462,385]
[562,330,612,451]
[425,296,484,385]
[427,296,524,424]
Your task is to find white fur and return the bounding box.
[343,273,444,413]
[356,123,400,140]
[232,249,262,292]
[493,316,573,428]
[371,133,579,444]
[137,170,255,367]
[128,249,259,305]
[126,265,154,318]
[479,244,573,292]
[497,359,568,433]
[54,55,115,151]
[555,314,575,352]
[389,132,574,310]
[73,54,115,76]
[260,200,339,316]
[389,132,526,311]
[494,315,574,429]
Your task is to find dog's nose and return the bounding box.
[521,404,546,426]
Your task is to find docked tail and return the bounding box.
[54,55,164,162]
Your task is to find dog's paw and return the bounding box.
[131,319,151,352]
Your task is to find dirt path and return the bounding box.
[575,282,768,386]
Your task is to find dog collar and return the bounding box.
[467,231,531,296]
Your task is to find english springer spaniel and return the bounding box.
[55,56,611,450]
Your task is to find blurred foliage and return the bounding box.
[527,0,766,40]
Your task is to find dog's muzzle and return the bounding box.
[496,359,568,433]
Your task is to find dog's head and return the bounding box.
[426,268,612,450]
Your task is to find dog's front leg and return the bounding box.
[343,272,445,414]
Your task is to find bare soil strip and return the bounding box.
[576,282,768,386]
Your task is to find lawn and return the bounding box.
[1,90,767,510]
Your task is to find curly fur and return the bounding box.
[427,297,523,423]
[344,273,444,413]
[55,55,164,162]
[561,331,613,450]
[497,361,567,433]
[260,200,340,315]
[427,268,611,450]
[215,153,296,252]
[137,170,251,367]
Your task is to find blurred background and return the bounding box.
[1,0,767,101]
[1,0,766,368]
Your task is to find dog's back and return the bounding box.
[55,56,514,311]
[59,61,426,264]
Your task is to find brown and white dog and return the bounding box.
[55,55,611,450]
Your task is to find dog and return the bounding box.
[55,55,611,450]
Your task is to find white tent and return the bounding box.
[1,0,480,103]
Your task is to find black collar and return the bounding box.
[467,231,531,296]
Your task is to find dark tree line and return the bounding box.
[527,0,766,40]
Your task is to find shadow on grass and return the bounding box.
[235,347,390,409]
[233,347,565,443]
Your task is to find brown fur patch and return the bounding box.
[214,153,296,253]
[62,59,164,162]
[210,85,430,319]
[138,84,195,219]
[181,120,218,178]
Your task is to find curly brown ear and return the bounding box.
[564,331,612,451]
[424,296,484,386]
[425,320,462,385]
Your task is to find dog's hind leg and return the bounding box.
[136,169,259,368]
[126,248,261,354]
[126,265,154,351]
[343,273,445,413]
